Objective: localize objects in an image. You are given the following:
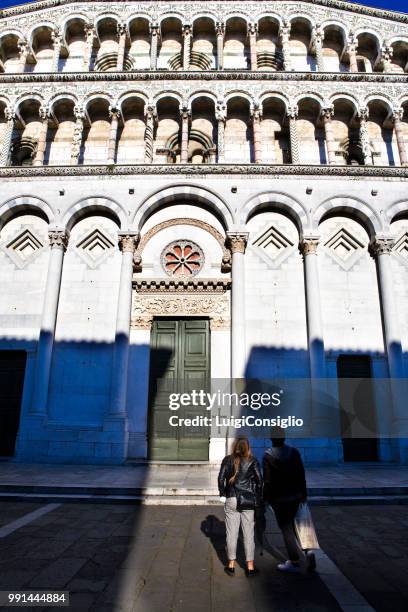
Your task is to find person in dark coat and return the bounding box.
[263,428,315,573]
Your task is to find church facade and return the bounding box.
[0,0,407,465]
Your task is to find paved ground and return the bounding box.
[0,501,406,612]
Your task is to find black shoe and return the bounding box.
[224,566,235,576]
[245,567,259,577]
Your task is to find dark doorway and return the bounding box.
[148,318,210,461]
[0,351,27,457]
[337,355,378,461]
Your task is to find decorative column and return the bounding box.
[248,23,258,70]
[279,22,292,71]
[347,34,358,73]
[182,24,192,70]
[380,44,393,72]
[0,107,15,167]
[312,25,324,71]
[108,106,120,164]
[109,232,140,417]
[51,29,62,72]
[227,232,249,379]
[70,106,85,165]
[31,229,69,415]
[251,106,263,163]
[33,106,49,167]
[144,104,156,163]
[216,22,225,70]
[358,107,372,165]
[180,105,190,163]
[392,108,408,167]
[83,23,96,71]
[287,105,299,163]
[17,40,29,73]
[149,23,160,70]
[370,236,407,435]
[321,105,336,165]
[216,101,226,162]
[117,23,127,70]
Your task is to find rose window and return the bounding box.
[161,240,204,277]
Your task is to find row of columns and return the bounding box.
[1,102,407,167]
[228,231,407,436]
[7,22,399,74]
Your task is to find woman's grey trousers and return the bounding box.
[224,496,255,561]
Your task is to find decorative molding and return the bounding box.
[133,278,231,293]
[322,225,366,271]
[0,224,46,269]
[74,226,116,269]
[161,239,204,277]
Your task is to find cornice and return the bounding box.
[0,70,408,84]
[1,164,407,179]
[134,278,232,293]
[0,0,407,24]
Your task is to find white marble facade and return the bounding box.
[0,0,407,465]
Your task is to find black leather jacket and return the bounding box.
[218,455,263,500]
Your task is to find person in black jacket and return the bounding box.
[263,428,313,573]
[218,437,263,577]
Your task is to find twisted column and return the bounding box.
[108,106,120,164]
[248,23,258,70]
[216,102,226,162]
[31,229,69,416]
[83,24,96,71]
[144,104,156,163]
[287,105,299,163]
[51,29,62,72]
[358,107,372,165]
[392,108,408,167]
[17,40,29,73]
[182,24,192,70]
[347,34,358,73]
[279,22,292,71]
[251,106,263,163]
[33,106,49,166]
[71,106,85,165]
[216,22,225,70]
[180,106,190,163]
[0,107,15,167]
[150,23,160,70]
[227,232,249,379]
[321,105,336,165]
[109,232,140,417]
[117,23,127,70]
[312,26,324,71]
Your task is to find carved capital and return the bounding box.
[48,229,69,251]
[182,24,192,37]
[144,103,157,121]
[227,232,249,254]
[118,232,140,253]
[248,23,258,37]
[117,23,127,38]
[74,104,85,121]
[215,101,227,122]
[300,235,320,256]
[392,107,404,122]
[109,105,121,120]
[369,236,394,257]
[215,22,225,37]
[39,106,49,121]
[321,105,334,120]
[17,39,29,56]
[4,106,15,122]
[51,28,62,46]
[279,23,291,44]
[180,105,191,121]
[358,107,369,122]
[287,105,299,120]
[149,23,160,37]
[251,106,262,122]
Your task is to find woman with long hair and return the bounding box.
[218,437,263,576]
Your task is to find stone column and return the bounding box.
[216,101,226,162]
[216,22,225,70]
[279,22,292,71]
[321,105,336,165]
[180,106,190,163]
[347,34,358,73]
[83,24,96,71]
[17,40,29,73]
[149,23,160,70]
[358,107,372,165]
[227,232,249,379]
[117,23,127,70]
[0,107,15,167]
[71,106,85,165]
[31,229,69,415]
[108,106,120,164]
[392,108,408,167]
[380,44,393,72]
[144,104,156,163]
[109,232,140,417]
[51,29,62,72]
[312,25,324,71]
[182,24,192,70]
[370,236,407,435]
[248,23,258,70]
[287,105,299,163]
[33,107,49,167]
[251,106,263,163]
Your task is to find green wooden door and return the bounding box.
[148,318,210,461]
